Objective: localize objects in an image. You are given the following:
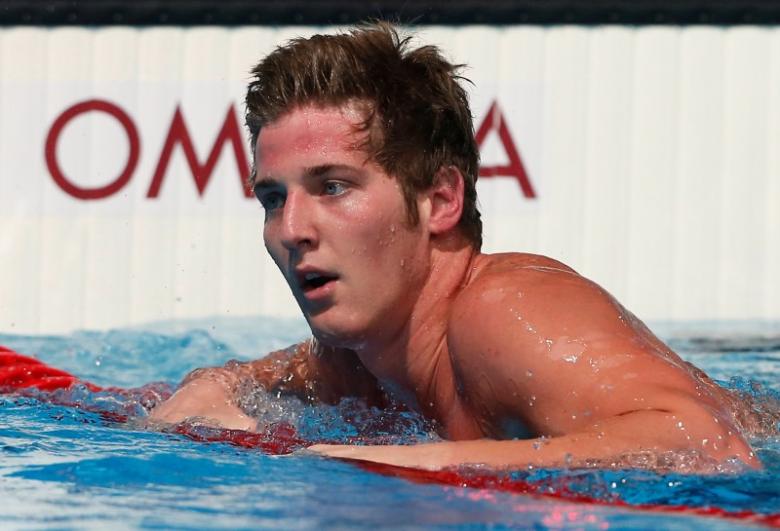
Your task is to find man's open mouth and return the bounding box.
[298,271,339,293]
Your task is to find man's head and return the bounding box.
[245,22,482,249]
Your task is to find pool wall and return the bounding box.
[1,24,779,333]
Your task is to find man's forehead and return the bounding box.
[256,106,366,153]
[252,104,376,184]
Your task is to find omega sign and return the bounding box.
[45,99,536,200]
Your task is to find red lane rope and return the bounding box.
[0,349,102,392]
[1,344,778,527]
[352,461,780,527]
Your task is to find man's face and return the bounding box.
[254,104,431,347]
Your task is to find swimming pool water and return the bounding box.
[1,317,779,529]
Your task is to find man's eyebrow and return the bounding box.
[303,164,361,178]
[253,176,278,190]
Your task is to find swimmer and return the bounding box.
[150,23,758,471]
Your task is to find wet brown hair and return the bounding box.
[245,22,482,249]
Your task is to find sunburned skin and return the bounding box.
[149,103,759,472]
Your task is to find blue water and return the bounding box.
[1,318,779,530]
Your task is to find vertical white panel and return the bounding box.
[626,27,680,319]
[0,28,49,331]
[767,30,780,319]
[83,27,139,329]
[131,27,184,326]
[674,27,725,319]
[719,28,771,318]
[538,27,590,267]
[39,28,95,332]
[580,27,634,301]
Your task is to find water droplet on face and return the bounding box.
[525,370,533,378]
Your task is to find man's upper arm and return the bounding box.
[447,265,696,437]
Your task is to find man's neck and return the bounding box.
[353,239,482,414]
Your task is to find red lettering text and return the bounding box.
[147,105,251,198]
[45,99,140,200]
[45,99,535,201]
[475,101,536,198]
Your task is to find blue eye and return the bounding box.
[323,181,347,196]
[259,192,285,211]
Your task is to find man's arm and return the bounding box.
[148,343,311,429]
[310,408,755,471]
[148,369,258,430]
[149,340,383,430]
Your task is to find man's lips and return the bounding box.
[294,268,340,294]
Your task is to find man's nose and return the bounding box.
[279,190,317,250]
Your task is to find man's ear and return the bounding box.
[426,165,465,236]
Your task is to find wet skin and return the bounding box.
[150,104,758,471]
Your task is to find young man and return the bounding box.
[150,23,757,471]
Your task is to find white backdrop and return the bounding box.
[1,25,778,333]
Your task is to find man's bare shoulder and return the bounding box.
[468,252,579,278]
[445,252,679,430]
[448,251,651,368]
[452,252,589,322]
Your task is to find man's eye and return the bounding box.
[259,192,285,210]
[323,181,347,196]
